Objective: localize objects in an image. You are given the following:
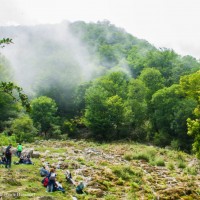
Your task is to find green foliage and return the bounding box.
[0,38,30,112]
[132,152,150,162]
[112,166,142,181]
[150,84,196,148]
[0,82,30,112]
[1,24,200,152]
[167,162,175,170]
[0,132,17,146]
[63,117,84,136]
[186,166,198,175]
[0,38,13,48]
[0,91,18,129]
[143,49,180,86]
[10,114,37,142]
[84,71,132,139]
[127,79,148,132]
[30,96,60,138]
[139,68,165,99]
[177,160,186,169]
[180,71,200,157]
[170,139,180,150]
[155,157,165,166]
[180,70,200,101]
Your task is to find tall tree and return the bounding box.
[180,71,200,156]
[84,71,132,140]
[30,96,60,138]
[150,84,196,149]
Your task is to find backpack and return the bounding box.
[49,173,56,181]
[5,148,11,156]
[42,177,49,187]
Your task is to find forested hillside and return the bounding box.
[0,21,200,155]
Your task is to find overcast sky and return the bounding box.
[1,0,200,59]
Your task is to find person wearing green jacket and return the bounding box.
[17,143,23,158]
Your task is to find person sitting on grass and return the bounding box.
[24,155,33,164]
[65,170,76,185]
[0,153,6,165]
[40,165,50,177]
[55,181,65,193]
[14,155,33,165]
[76,182,85,194]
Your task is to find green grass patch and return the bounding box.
[167,162,175,170]
[177,160,187,169]
[155,157,165,166]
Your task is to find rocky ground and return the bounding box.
[0,140,200,200]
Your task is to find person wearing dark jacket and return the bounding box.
[5,144,12,168]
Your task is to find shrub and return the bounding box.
[112,166,142,181]
[176,151,186,161]
[167,162,175,170]
[186,166,198,175]
[177,160,186,169]
[0,132,17,146]
[170,139,180,150]
[124,153,133,161]
[155,157,165,166]
[10,114,37,142]
[132,152,150,162]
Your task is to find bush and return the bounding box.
[155,157,165,166]
[0,132,17,146]
[112,166,142,182]
[10,114,37,142]
[177,160,186,169]
[167,162,175,170]
[132,152,150,162]
[186,166,198,175]
[170,139,180,150]
[153,131,171,147]
[124,153,133,161]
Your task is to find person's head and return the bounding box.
[19,143,21,145]
[50,168,55,173]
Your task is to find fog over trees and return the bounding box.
[0,21,200,156]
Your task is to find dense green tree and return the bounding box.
[187,97,200,157]
[84,71,132,139]
[127,78,148,140]
[10,114,37,142]
[0,92,18,131]
[143,49,179,86]
[30,96,60,138]
[180,71,200,156]
[150,84,196,149]
[180,70,200,101]
[127,79,148,138]
[139,68,164,100]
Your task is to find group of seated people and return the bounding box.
[40,165,65,193]
[14,155,33,165]
[40,164,85,194]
